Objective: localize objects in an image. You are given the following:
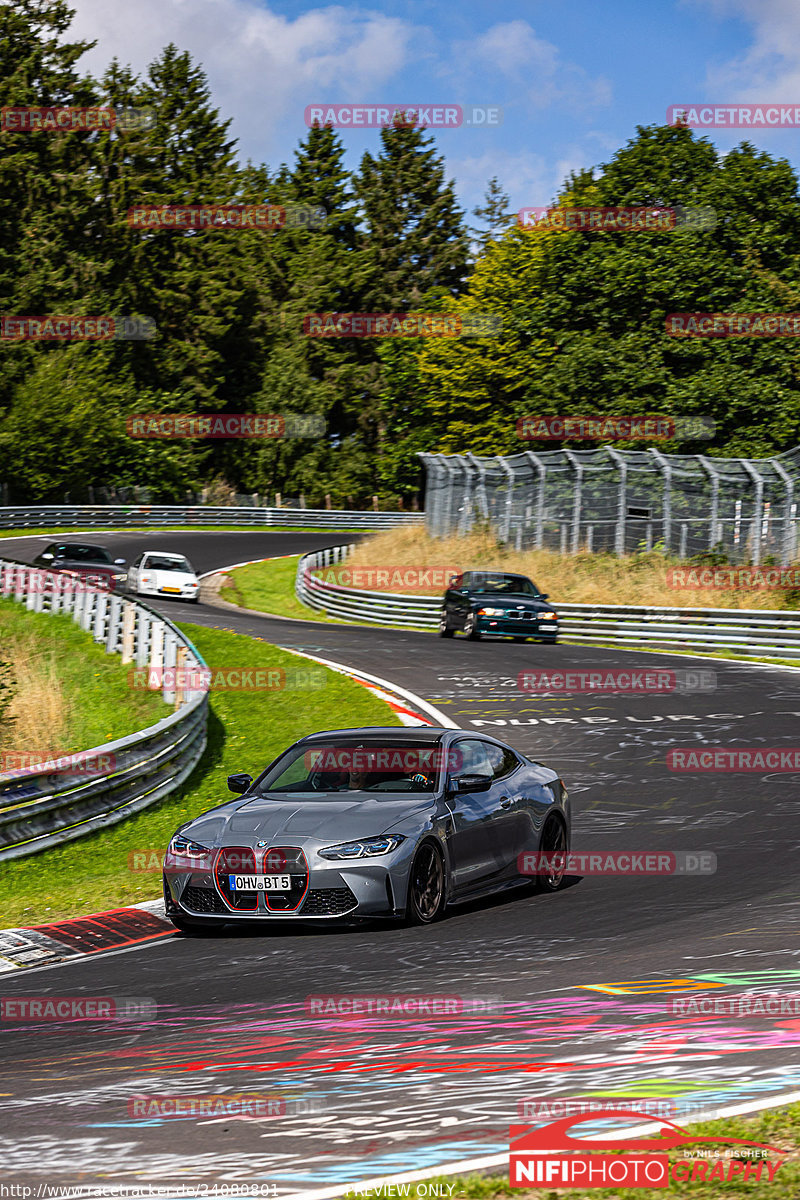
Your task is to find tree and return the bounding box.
[470,176,514,254]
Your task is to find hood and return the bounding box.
[187,793,435,845]
[471,592,553,610]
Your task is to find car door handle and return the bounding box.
[499,797,512,809]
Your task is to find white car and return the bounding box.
[127,551,200,603]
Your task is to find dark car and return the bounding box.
[163,726,570,932]
[32,542,127,593]
[439,570,559,642]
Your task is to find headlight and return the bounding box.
[165,833,214,868]
[112,573,126,582]
[319,835,405,860]
[540,612,558,620]
[477,607,504,616]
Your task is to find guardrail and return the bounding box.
[0,505,424,531]
[0,559,209,861]
[295,546,800,659]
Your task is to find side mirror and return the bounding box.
[114,558,126,566]
[540,593,549,600]
[227,772,253,794]
[449,773,492,794]
[40,553,53,560]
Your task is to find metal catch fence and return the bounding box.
[0,559,209,860]
[419,447,800,565]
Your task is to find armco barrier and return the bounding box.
[0,504,423,531]
[0,559,208,861]
[295,546,800,659]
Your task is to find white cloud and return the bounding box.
[690,0,800,98]
[68,0,415,160]
[452,20,612,114]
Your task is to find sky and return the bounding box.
[65,0,800,220]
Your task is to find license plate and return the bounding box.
[161,586,181,593]
[229,874,291,891]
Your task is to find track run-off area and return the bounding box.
[1,530,799,1195]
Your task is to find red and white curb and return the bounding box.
[0,898,171,972]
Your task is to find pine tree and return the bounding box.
[470,176,514,253]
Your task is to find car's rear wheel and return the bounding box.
[405,842,446,924]
[438,612,454,638]
[463,613,481,640]
[536,817,568,892]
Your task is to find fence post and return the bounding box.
[648,449,672,552]
[563,451,583,554]
[770,458,794,566]
[606,448,628,556]
[698,456,720,551]
[121,601,136,663]
[742,460,764,566]
[456,455,474,535]
[496,456,515,543]
[524,452,546,549]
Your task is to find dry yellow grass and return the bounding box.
[0,628,67,759]
[342,527,799,609]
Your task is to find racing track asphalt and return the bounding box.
[1,531,799,1194]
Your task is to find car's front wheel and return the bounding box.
[438,612,454,638]
[405,842,446,924]
[536,816,569,892]
[463,612,481,640]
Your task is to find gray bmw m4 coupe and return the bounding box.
[163,726,570,931]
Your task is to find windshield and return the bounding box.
[145,556,193,572]
[55,545,112,563]
[255,740,450,796]
[465,573,540,596]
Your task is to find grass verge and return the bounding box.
[341,1102,800,1200]
[0,598,169,760]
[0,621,401,926]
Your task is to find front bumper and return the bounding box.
[477,615,558,638]
[164,854,408,921]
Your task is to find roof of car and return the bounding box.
[299,726,448,745]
